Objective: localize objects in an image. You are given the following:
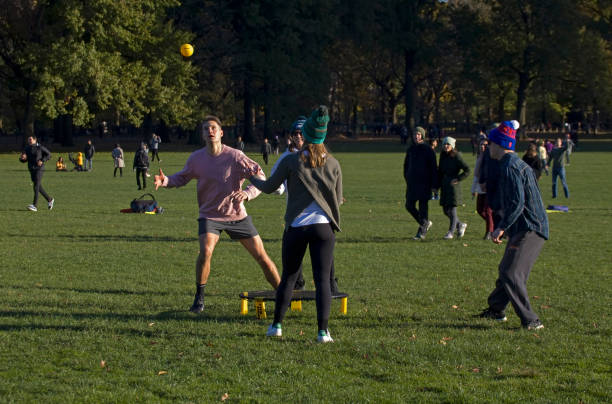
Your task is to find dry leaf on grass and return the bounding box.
[100,360,106,368]
[158,371,167,375]
[451,305,459,309]
[148,322,155,327]
[496,367,503,373]
[471,367,480,373]
[221,393,229,401]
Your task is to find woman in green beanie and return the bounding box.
[248,105,342,343]
[438,136,470,239]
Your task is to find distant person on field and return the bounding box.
[537,140,548,175]
[19,135,54,212]
[56,156,67,171]
[248,105,342,343]
[403,126,438,240]
[154,115,280,313]
[133,142,149,190]
[476,120,548,331]
[235,136,245,152]
[150,133,162,162]
[112,143,124,177]
[472,138,494,239]
[522,143,544,180]
[548,137,569,198]
[438,137,470,239]
[563,132,574,164]
[261,137,272,165]
[83,139,95,171]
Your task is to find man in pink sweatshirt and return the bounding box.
[155,116,280,313]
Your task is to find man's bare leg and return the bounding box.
[190,232,219,313]
[239,235,281,288]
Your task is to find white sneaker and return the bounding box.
[27,205,37,212]
[48,198,55,210]
[444,231,454,240]
[266,324,282,337]
[316,329,334,343]
[458,222,467,238]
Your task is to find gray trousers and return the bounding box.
[488,231,545,325]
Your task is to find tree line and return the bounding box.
[0,0,610,145]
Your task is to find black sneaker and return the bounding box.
[412,228,423,240]
[476,308,507,322]
[189,294,204,313]
[524,319,544,330]
[330,277,339,295]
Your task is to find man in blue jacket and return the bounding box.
[476,121,549,330]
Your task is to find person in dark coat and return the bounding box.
[403,126,438,240]
[19,135,55,212]
[438,137,470,239]
[522,143,544,180]
[133,142,150,190]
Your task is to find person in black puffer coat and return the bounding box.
[19,135,54,212]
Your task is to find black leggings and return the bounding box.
[443,205,459,232]
[29,169,51,206]
[274,223,335,331]
[405,196,429,226]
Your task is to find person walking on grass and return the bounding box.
[438,136,470,239]
[249,106,342,343]
[472,138,495,239]
[154,116,280,313]
[133,142,149,190]
[403,126,438,240]
[476,120,548,331]
[548,137,570,199]
[19,135,55,212]
[150,133,162,163]
[111,143,124,177]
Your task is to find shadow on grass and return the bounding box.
[2,284,175,297]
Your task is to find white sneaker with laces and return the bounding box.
[266,324,282,337]
[48,198,55,210]
[458,222,467,238]
[27,205,37,212]
[444,231,454,240]
[316,329,334,343]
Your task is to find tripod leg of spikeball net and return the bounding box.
[290,300,302,312]
[255,299,267,319]
[340,297,348,315]
[240,292,249,315]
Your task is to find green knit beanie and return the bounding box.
[302,105,330,144]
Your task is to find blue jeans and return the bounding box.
[85,158,93,171]
[552,167,569,198]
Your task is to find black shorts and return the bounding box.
[198,216,259,239]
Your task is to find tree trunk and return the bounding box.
[404,49,417,137]
[263,77,270,140]
[243,77,255,143]
[516,71,529,138]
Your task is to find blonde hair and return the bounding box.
[300,143,328,168]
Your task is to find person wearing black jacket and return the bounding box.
[19,135,54,212]
[83,139,95,171]
[403,126,438,240]
[133,142,150,190]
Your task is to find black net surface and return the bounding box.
[239,290,348,301]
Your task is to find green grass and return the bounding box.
[0,142,610,403]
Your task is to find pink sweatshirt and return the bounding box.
[165,145,263,221]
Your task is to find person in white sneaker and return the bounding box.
[250,106,341,343]
[437,137,469,239]
[403,126,438,240]
[19,135,54,212]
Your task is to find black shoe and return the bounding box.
[412,228,423,240]
[330,278,339,295]
[475,308,507,322]
[137,186,142,190]
[189,294,204,313]
[524,319,544,330]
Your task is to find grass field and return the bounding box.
[0,141,610,403]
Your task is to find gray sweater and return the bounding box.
[249,152,342,231]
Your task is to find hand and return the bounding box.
[232,190,249,203]
[37,160,43,167]
[154,168,166,190]
[451,179,459,185]
[492,228,504,244]
[19,153,27,162]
